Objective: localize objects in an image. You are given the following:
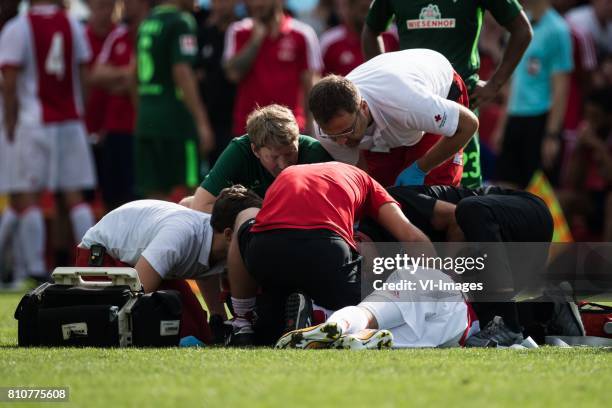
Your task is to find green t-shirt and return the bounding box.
[366,0,522,89]
[201,135,333,197]
[136,5,198,139]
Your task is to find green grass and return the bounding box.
[1,293,611,407]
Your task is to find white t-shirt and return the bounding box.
[315,49,460,165]
[79,200,220,280]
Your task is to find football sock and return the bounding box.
[0,206,18,253]
[69,203,95,242]
[328,306,369,334]
[17,207,46,278]
[231,297,256,329]
[360,297,405,330]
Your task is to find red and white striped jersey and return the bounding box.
[0,4,91,125]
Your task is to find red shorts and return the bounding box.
[363,71,469,187]
[74,247,211,343]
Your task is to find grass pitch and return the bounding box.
[1,292,611,407]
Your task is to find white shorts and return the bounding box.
[361,268,469,348]
[1,121,96,193]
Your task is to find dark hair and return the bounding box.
[210,185,262,232]
[308,75,361,125]
[585,86,612,113]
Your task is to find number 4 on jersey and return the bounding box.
[45,32,65,80]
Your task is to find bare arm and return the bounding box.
[470,11,533,108]
[361,24,384,61]
[417,105,479,173]
[134,256,163,293]
[90,63,132,94]
[1,66,18,141]
[191,186,217,213]
[224,22,266,83]
[541,72,570,170]
[173,63,215,154]
[301,70,318,134]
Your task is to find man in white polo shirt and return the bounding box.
[309,49,479,187]
[75,186,262,341]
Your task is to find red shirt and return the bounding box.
[97,25,135,133]
[29,8,80,123]
[224,15,322,135]
[85,24,113,133]
[251,162,398,249]
[320,25,399,76]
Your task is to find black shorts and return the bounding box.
[238,219,362,310]
[495,114,548,188]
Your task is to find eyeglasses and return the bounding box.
[318,111,360,142]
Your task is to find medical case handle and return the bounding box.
[51,267,143,292]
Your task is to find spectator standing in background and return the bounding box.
[552,0,598,187]
[362,0,533,189]
[84,0,116,139]
[495,0,573,189]
[89,0,151,210]
[0,0,97,283]
[224,0,322,136]
[320,0,398,77]
[135,0,215,200]
[561,87,612,241]
[195,0,238,167]
[566,0,612,57]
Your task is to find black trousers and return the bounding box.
[238,220,362,344]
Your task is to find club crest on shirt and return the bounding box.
[278,38,296,62]
[527,57,541,76]
[340,50,355,66]
[406,4,456,30]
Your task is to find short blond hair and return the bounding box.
[246,104,299,148]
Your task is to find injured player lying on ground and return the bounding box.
[276,185,587,350]
[276,267,476,350]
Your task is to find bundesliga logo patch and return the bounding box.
[407,4,456,29]
[180,35,197,55]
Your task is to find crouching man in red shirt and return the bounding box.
[225,161,433,346]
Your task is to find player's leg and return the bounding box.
[226,218,260,345]
[9,124,49,282]
[100,132,135,210]
[55,122,96,242]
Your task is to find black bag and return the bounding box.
[15,268,182,347]
[131,291,182,347]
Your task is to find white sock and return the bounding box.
[69,203,94,242]
[328,306,369,334]
[17,207,46,277]
[12,236,27,283]
[231,297,256,328]
[0,207,18,253]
